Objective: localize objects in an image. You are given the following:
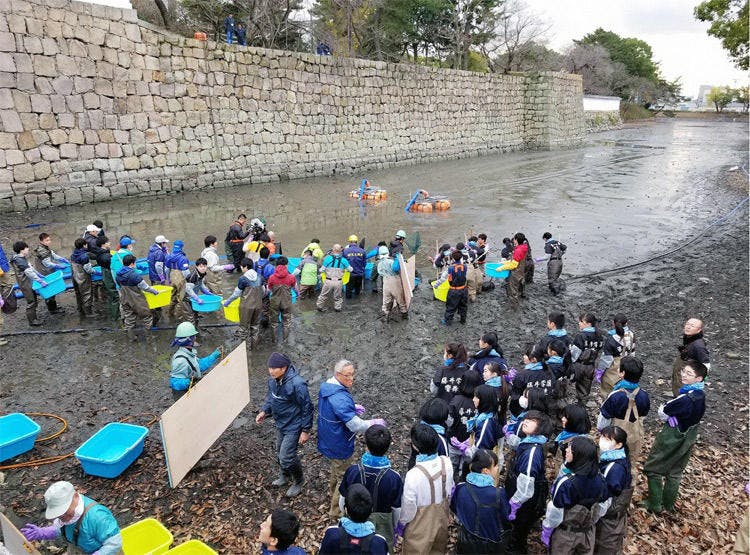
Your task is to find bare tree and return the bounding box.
[562,43,616,95]
[479,0,550,73]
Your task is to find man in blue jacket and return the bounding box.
[318,359,385,520]
[257,352,314,497]
[343,235,366,298]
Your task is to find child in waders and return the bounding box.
[468,331,507,373]
[70,238,96,318]
[541,436,611,553]
[432,250,468,325]
[536,311,571,354]
[450,449,511,554]
[451,385,504,475]
[339,425,403,553]
[398,423,454,554]
[267,256,299,343]
[201,235,234,295]
[547,339,575,413]
[430,342,469,403]
[164,240,190,321]
[93,236,120,321]
[596,314,635,400]
[570,313,605,405]
[115,254,159,341]
[292,249,319,299]
[504,388,550,451]
[320,484,389,554]
[597,356,650,465]
[181,257,212,325]
[223,258,264,349]
[259,509,306,555]
[32,232,68,315]
[642,359,707,514]
[505,410,553,554]
[447,370,482,481]
[169,322,221,401]
[554,404,592,475]
[408,398,450,469]
[10,241,48,326]
[509,345,556,416]
[594,426,633,555]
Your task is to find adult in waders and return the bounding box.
[70,238,95,318]
[225,214,250,271]
[0,241,15,344]
[671,318,710,396]
[201,235,234,295]
[501,233,528,307]
[542,231,567,295]
[292,249,319,299]
[595,314,635,400]
[268,256,298,343]
[10,241,48,326]
[433,250,468,326]
[165,240,190,321]
[317,244,351,313]
[223,257,264,349]
[21,481,122,555]
[115,254,159,341]
[169,322,220,400]
[377,246,407,321]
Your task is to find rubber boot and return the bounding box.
[271,472,289,487]
[401,312,408,320]
[641,475,664,513]
[662,477,681,512]
[285,465,304,497]
[28,314,43,326]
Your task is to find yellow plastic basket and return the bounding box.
[144,285,173,309]
[166,540,218,554]
[321,270,350,285]
[223,298,240,323]
[432,280,449,302]
[122,518,173,555]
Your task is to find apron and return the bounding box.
[611,387,644,464]
[239,283,264,323]
[403,458,450,555]
[120,285,151,317]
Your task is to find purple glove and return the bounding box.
[506,367,517,382]
[21,524,59,541]
[540,525,554,547]
[223,264,235,271]
[355,404,366,416]
[745,482,750,496]
[667,416,678,428]
[503,424,514,439]
[55,263,67,270]
[39,280,49,288]
[222,299,232,307]
[369,418,386,427]
[508,500,521,521]
[394,522,406,544]
[0,295,4,308]
[450,436,470,454]
[594,368,605,383]
[195,297,204,304]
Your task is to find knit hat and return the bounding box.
[267,352,291,369]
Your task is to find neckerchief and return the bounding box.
[420,420,446,436]
[485,376,503,388]
[524,362,543,371]
[581,326,596,332]
[340,517,375,538]
[361,452,391,469]
[521,434,547,444]
[443,358,454,366]
[555,430,579,444]
[466,472,495,488]
[613,379,639,391]
[467,412,493,432]
[509,410,527,424]
[547,355,563,365]
[416,453,438,463]
[600,448,626,462]
[548,329,568,337]
[679,382,705,394]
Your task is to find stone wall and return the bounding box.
[0,0,585,212]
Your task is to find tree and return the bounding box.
[735,85,749,113]
[707,85,735,112]
[580,28,660,81]
[480,0,551,73]
[694,0,749,70]
[562,43,617,95]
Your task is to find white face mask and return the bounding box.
[59,497,84,525]
[519,396,529,409]
[599,438,615,452]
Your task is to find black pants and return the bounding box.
[445,288,468,323]
[345,274,363,298]
[230,244,244,270]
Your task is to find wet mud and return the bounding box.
[0,118,748,553]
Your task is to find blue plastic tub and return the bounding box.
[31,270,66,299]
[191,294,222,312]
[135,258,149,272]
[485,263,510,279]
[75,422,148,478]
[286,257,301,275]
[0,413,41,462]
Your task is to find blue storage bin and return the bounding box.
[92,267,103,282]
[0,413,41,462]
[31,270,66,299]
[191,294,222,312]
[485,263,510,279]
[75,422,148,478]
[135,258,149,272]
[286,257,301,275]
[364,262,374,280]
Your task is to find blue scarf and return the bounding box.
[600,448,626,462]
[581,326,596,332]
[443,358,454,366]
[361,453,391,469]
[547,355,563,365]
[466,472,495,488]
[521,434,547,444]
[524,362,543,371]
[420,421,446,436]
[679,382,705,394]
[170,337,194,348]
[555,430,579,444]
[613,379,640,391]
[340,517,375,538]
[485,376,503,387]
[509,410,527,424]
[548,329,568,337]
[561,465,573,475]
[416,453,438,463]
[466,412,493,432]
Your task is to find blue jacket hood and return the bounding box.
[319,379,348,399]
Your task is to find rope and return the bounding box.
[0,413,159,470]
[0,322,238,338]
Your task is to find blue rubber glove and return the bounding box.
[541,525,554,547]
[21,524,59,541]
[508,500,522,520]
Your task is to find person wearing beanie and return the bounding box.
[21,481,122,554]
[319,484,389,554]
[257,352,314,497]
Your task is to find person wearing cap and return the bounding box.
[165,239,191,321]
[82,224,101,252]
[377,245,407,321]
[109,235,136,291]
[257,352,314,497]
[169,321,221,400]
[343,235,366,299]
[115,254,159,341]
[390,230,406,256]
[317,244,351,313]
[21,481,122,554]
[293,249,320,299]
[147,235,170,285]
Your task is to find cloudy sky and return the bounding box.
[526,0,747,99]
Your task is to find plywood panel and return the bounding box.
[159,343,250,487]
[1,513,41,555]
[398,255,415,310]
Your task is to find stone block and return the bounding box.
[30,94,52,113]
[0,110,23,132]
[59,143,77,158]
[0,32,14,52]
[17,131,37,150]
[6,149,24,165]
[47,128,67,145]
[33,55,57,77]
[14,163,35,182]
[0,89,11,109]
[40,144,60,161]
[56,54,78,75]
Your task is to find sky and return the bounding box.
[525,0,747,99]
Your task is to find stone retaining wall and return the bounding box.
[0,0,585,212]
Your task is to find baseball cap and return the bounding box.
[85,224,100,233]
[120,236,135,247]
[154,235,169,244]
[44,481,75,520]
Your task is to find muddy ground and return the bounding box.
[0,123,748,554]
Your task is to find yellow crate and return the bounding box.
[122,518,173,555]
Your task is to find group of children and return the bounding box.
[257,311,707,554]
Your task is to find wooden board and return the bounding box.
[1,513,41,555]
[159,343,250,487]
[398,254,415,310]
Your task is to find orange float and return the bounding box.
[349,179,387,202]
[194,32,208,41]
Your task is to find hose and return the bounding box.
[0,322,238,337]
[0,413,159,470]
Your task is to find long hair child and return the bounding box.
[447,369,483,480]
[595,425,632,555]
[431,342,468,403]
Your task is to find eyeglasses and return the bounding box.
[337,372,355,379]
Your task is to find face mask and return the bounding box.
[61,499,84,525]
[599,438,615,452]
[519,396,529,409]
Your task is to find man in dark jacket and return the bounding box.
[257,352,314,497]
[671,318,710,396]
[343,235,366,298]
[318,360,385,520]
[225,214,249,271]
[542,232,567,295]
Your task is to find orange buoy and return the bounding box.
[194,32,207,41]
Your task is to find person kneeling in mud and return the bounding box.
[169,321,221,400]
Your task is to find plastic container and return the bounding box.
[144,285,173,309]
[485,263,510,279]
[286,257,301,275]
[191,294,222,312]
[166,540,217,554]
[31,270,66,299]
[223,298,240,323]
[75,422,148,478]
[364,262,374,280]
[121,518,174,555]
[432,280,449,302]
[0,413,41,462]
[136,258,149,273]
